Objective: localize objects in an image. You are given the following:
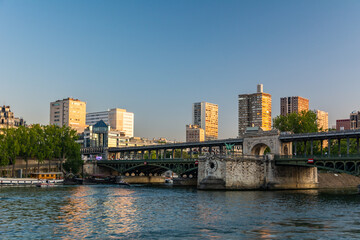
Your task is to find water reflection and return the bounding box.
[103,187,138,237]
[1,186,360,239]
[53,186,138,239]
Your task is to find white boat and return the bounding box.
[0,178,64,186]
[0,178,42,186]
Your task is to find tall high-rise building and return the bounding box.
[238,84,272,135]
[50,98,87,133]
[314,109,328,131]
[280,96,309,116]
[192,102,218,141]
[86,108,134,137]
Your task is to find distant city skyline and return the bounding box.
[2,1,360,140]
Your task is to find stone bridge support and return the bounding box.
[198,154,318,190]
[242,131,292,156]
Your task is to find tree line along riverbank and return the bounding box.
[0,125,82,177]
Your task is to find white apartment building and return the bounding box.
[86,108,134,137]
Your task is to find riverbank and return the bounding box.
[318,172,360,188]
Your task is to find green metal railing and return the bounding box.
[274,154,360,176]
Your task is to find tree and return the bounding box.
[2,128,21,177]
[17,126,37,177]
[0,133,10,177]
[32,124,47,173]
[59,126,83,174]
[44,125,62,172]
[273,110,318,134]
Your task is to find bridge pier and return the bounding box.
[198,154,318,190]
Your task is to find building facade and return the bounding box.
[192,102,218,141]
[350,111,360,129]
[0,105,25,128]
[336,119,351,131]
[50,98,87,133]
[86,108,134,137]
[314,110,329,131]
[238,84,272,135]
[186,124,205,142]
[280,96,309,116]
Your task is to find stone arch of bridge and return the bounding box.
[250,143,271,156]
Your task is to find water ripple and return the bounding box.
[0,186,359,239]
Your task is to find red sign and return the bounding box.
[308,159,314,164]
[144,162,147,165]
[195,160,199,165]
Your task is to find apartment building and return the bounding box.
[50,98,87,133]
[314,109,329,131]
[238,84,272,135]
[0,105,25,128]
[186,124,205,142]
[192,102,218,141]
[86,108,134,137]
[280,96,309,116]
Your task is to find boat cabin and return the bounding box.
[30,172,63,180]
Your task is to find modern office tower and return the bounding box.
[238,84,272,135]
[350,111,360,129]
[192,102,218,141]
[336,119,351,131]
[86,108,134,137]
[280,96,309,116]
[314,110,329,131]
[50,98,87,133]
[186,124,205,142]
[0,105,25,128]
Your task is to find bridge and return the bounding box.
[97,158,198,178]
[81,129,360,189]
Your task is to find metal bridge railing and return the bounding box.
[275,154,360,161]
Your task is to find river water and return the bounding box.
[0,185,359,239]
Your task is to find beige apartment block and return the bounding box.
[50,98,87,133]
[193,102,218,141]
[186,124,205,142]
[238,84,272,135]
[280,96,309,116]
[315,109,328,131]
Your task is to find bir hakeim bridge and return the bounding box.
[81,129,360,190]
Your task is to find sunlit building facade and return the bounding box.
[0,105,25,128]
[192,102,218,141]
[280,96,309,116]
[186,124,205,142]
[238,84,272,135]
[314,109,329,131]
[50,98,87,133]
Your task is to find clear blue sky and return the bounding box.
[1,0,360,141]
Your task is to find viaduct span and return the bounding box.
[81,129,360,190]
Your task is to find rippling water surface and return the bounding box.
[0,185,360,239]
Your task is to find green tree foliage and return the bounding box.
[0,124,83,175]
[17,126,37,176]
[273,110,318,133]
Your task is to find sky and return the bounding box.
[1,0,360,141]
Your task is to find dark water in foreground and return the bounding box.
[0,185,360,239]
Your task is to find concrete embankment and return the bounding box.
[318,173,360,189]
